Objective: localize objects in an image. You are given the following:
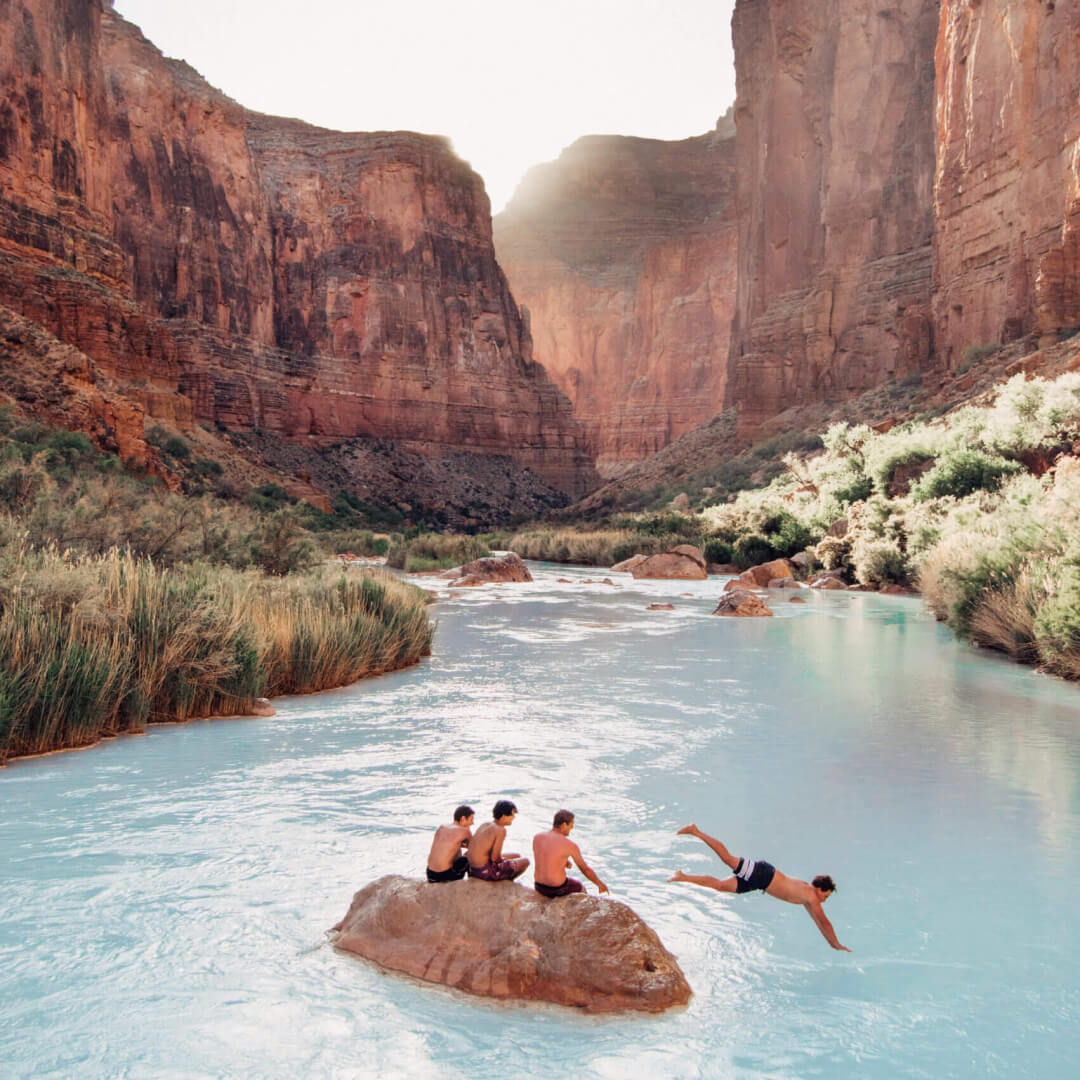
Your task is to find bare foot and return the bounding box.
[668,870,688,883]
[677,824,699,836]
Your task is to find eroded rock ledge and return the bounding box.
[330,875,691,1013]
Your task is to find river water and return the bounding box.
[1,565,1078,1079]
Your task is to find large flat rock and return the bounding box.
[330,875,691,1013]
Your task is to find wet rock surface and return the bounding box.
[331,875,692,1014]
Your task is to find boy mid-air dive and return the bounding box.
[669,823,851,951]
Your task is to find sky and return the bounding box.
[111,0,737,212]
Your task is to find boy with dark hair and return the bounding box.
[668,824,850,951]
[426,805,475,882]
[532,809,609,898]
[467,799,530,882]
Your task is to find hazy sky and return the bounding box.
[111,1,737,212]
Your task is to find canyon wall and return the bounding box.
[494,123,736,473]
[0,0,595,497]
[727,0,940,435]
[934,0,1080,364]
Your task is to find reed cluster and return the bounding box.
[0,548,433,764]
[501,528,699,567]
[385,532,489,572]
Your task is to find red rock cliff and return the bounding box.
[494,123,736,473]
[934,0,1080,364]
[727,0,940,435]
[0,0,595,498]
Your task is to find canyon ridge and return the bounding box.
[2,1,1079,518]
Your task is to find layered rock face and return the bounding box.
[727,0,940,436]
[0,0,594,498]
[495,123,736,473]
[331,875,692,1013]
[934,1,1080,363]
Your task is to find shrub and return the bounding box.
[764,511,812,559]
[911,449,1021,501]
[815,535,852,573]
[852,538,909,587]
[733,534,776,569]
[249,509,318,576]
[833,473,874,506]
[703,538,735,565]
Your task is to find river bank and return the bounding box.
[0,550,433,766]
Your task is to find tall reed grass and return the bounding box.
[504,528,697,566]
[0,549,433,764]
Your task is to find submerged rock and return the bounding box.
[447,552,533,587]
[331,875,691,1013]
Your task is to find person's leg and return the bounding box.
[678,825,740,871]
[667,870,738,892]
[508,857,530,880]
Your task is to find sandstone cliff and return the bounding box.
[726,0,940,436]
[934,0,1080,364]
[495,121,736,474]
[0,0,595,503]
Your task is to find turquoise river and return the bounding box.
[2,564,1078,1078]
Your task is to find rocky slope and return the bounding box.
[495,117,736,475]
[726,0,940,437]
[0,0,595,507]
[934,0,1080,363]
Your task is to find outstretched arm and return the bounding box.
[805,902,851,951]
[570,843,609,894]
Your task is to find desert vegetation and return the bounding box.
[694,373,1080,676]
[0,409,433,763]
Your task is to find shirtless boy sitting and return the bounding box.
[668,824,851,951]
[426,805,475,883]
[532,809,609,897]
[467,799,530,882]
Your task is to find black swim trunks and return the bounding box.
[426,856,468,883]
[734,857,776,894]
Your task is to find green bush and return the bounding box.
[833,473,874,506]
[703,538,735,565]
[764,512,812,559]
[853,538,909,587]
[911,450,1021,501]
[734,534,776,569]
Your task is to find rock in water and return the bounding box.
[448,552,533,587]
[713,589,774,618]
[330,876,691,1013]
[631,550,708,581]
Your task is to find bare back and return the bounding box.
[427,824,470,872]
[764,870,818,906]
[468,822,504,868]
[532,830,576,886]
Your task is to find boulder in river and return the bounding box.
[713,589,774,617]
[611,554,648,573]
[331,876,691,1014]
[630,549,708,581]
[736,558,796,588]
[447,552,533,587]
